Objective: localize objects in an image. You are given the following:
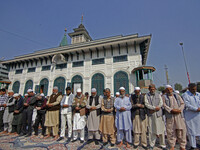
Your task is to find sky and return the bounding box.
[0,0,200,88]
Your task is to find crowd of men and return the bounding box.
[0,83,200,150]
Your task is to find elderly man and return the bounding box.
[145,84,166,150]
[72,88,87,143]
[114,87,132,148]
[11,93,24,135]
[57,87,74,142]
[130,87,148,149]
[162,85,187,150]
[0,88,8,132]
[33,93,47,137]
[99,88,116,147]
[1,90,15,135]
[86,88,101,145]
[182,83,200,149]
[44,86,62,140]
[21,89,36,137]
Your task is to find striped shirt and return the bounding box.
[0,94,8,111]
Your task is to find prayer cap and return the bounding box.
[119,87,125,90]
[134,87,141,91]
[8,90,14,93]
[27,89,33,93]
[165,85,172,89]
[91,88,97,92]
[174,90,180,94]
[77,88,82,92]
[53,86,58,90]
[40,93,45,97]
[25,93,28,96]
[116,92,120,95]
[13,93,19,97]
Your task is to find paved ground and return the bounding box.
[0,130,199,150]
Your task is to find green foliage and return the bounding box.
[174,83,183,91]
[157,86,165,92]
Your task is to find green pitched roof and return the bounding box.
[59,33,68,47]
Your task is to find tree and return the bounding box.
[197,82,200,92]
[157,86,165,92]
[174,83,183,91]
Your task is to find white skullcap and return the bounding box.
[27,89,33,93]
[165,85,172,89]
[119,87,125,90]
[25,93,28,96]
[53,86,58,90]
[91,88,96,92]
[134,87,141,91]
[77,88,82,92]
[116,92,120,95]
[174,90,180,94]
[13,93,19,97]
[8,90,14,93]
[40,93,45,97]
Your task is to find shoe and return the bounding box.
[86,139,93,144]
[57,137,64,142]
[162,147,168,150]
[71,139,77,143]
[19,133,26,136]
[103,142,108,146]
[25,134,31,137]
[66,137,71,142]
[134,145,139,149]
[80,140,84,143]
[141,145,148,149]
[95,140,99,145]
[110,143,115,147]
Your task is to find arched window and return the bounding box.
[53,77,66,95]
[40,78,49,96]
[71,75,83,94]
[92,73,104,96]
[114,71,129,94]
[12,81,20,93]
[24,80,33,95]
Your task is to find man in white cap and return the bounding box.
[115,92,120,98]
[11,93,24,135]
[99,88,116,147]
[86,88,102,145]
[57,87,74,142]
[145,84,166,150]
[21,89,36,137]
[182,83,200,150]
[162,85,187,150]
[44,86,62,140]
[33,93,47,138]
[130,87,148,149]
[1,90,15,135]
[114,87,132,148]
[72,88,87,143]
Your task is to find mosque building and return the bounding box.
[1,23,153,96]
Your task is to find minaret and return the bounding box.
[165,65,169,85]
[59,28,68,47]
[68,15,92,44]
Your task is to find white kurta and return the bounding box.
[73,113,86,130]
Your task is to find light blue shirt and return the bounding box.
[114,96,132,131]
[182,91,200,136]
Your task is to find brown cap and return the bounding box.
[149,84,156,88]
